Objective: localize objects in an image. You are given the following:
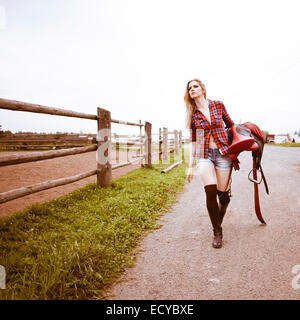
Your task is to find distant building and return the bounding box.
[289,135,300,143]
[274,134,290,143]
[265,133,300,143]
[266,134,275,143]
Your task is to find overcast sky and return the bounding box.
[0,0,299,136]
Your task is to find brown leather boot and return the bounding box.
[212,230,223,248]
[217,190,231,225]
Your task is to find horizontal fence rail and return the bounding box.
[0,145,90,150]
[0,170,98,204]
[0,145,97,167]
[0,98,97,120]
[161,160,183,173]
[111,119,143,127]
[112,155,145,170]
[0,139,91,143]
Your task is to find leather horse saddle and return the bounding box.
[226,122,269,224]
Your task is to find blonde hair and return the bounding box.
[184,79,207,129]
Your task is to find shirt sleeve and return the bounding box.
[190,118,196,142]
[222,103,234,129]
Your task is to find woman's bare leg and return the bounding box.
[194,162,217,186]
[216,169,232,191]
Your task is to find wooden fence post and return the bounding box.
[170,135,174,164]
[97,107,112,187]
[159,127,162,165]
[126,142,129,162]
[145,121,152,168]
[114,133,120,164]
[139,120,144,167]
[174,129,179,155]
[163,127,168,161]
[179,130,182,149]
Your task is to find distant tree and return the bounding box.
[0,130,12,135]
[261,130,269,141]
[261,130,269,135]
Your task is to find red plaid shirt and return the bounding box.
[191,100,234,158]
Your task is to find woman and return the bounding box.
[185,79,234,249]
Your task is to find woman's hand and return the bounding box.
[186,168,193,183]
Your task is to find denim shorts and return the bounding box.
[196,148,232,170]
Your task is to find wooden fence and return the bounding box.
[156,127,184,164]
[0,97,184,205]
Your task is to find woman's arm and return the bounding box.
[222,103,234,129]
[189,141,196,169]
[189,121,196,168]
[187,119,196,182]
[187,141,196,182]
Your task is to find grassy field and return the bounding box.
[266,142,300,147]
[0,158,187,300]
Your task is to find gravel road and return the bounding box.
[107,145,300,300]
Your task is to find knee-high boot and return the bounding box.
[204,184,222,248]
[217,190,231,225]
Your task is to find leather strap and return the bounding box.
[260,165,269,195]
[224,163,233,194]
[252,158,266,224]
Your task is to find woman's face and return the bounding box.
[188,81,204,99]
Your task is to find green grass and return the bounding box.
[267,142,300,147]
[0,160,187,300]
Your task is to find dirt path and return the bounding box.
[107,146,300,300]
[0,150,141,219]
